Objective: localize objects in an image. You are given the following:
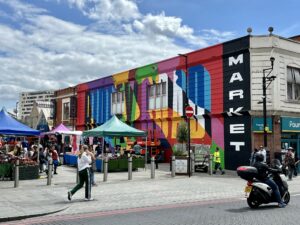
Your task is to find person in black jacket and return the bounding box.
[253,153,286,208]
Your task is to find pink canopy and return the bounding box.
[43,123,82,136]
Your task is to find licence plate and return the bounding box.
[244,186,252,193]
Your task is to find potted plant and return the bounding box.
[176,121,188,154]
[172,121,189,174]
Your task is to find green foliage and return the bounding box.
[172,145,188,156]
[174,121,188,156]
[176,121,188,144]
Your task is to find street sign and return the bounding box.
[185,106,194,118]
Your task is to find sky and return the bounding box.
[0,0,299,112]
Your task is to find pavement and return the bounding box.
[0,163,299,223]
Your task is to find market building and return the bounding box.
[54,33,300,170]
[53,86,77,130]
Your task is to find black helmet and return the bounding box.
[256,153,264,162]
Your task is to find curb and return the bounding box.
[0,207,68,223]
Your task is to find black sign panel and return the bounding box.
[223,37,252,170]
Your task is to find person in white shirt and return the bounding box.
[259,145,267,163]
[68,145,94,201]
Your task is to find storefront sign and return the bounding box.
[252,117,272,133]
[223,37,252,170]
[281,117,300,132]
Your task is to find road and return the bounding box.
[6,194,300,225]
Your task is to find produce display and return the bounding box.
[0,150,37,166]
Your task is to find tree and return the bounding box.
[175,121,188,154]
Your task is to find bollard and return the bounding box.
[14,159,19,188]
[191,153,195,175]
[128,156,132,180]
[76,164,79,184]
[151,157,155,179]
[171,156,176,177]
[103,157,108,182]
[47,159,53,185]
[209,154,213,175]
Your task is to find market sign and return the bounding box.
[281,117,300,132]
[252,117,272,133]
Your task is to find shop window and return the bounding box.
[148,81,167,110]
[111,91,125,115]
[287,67,300,101]
[62,102,70,120]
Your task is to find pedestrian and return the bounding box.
[259,145,267,163]
[213,147,225,175]
[30,145,38,162]
[89,145,97,186]
[284,147,295,181]
[50,145,59,175]
[250,148,258,166]
[133,141,142,155]
[293,149,299,177]
[95,142,102,157]
[68,145,94,201]
[39,147,47,173]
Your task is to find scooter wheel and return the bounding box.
[247,195,260,209]
[282,191,290,205]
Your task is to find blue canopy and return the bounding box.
[0,108,40,136]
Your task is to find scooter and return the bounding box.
[237,160,290,208]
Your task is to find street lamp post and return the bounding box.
[262,57,275,148]
[178,54,191,177]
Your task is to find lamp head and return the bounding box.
[270,57,275,68]
[268,27,274,35]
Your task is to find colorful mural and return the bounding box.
[76,36,252,169]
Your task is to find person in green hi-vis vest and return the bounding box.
[213,147,225,175]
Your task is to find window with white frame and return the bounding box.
[62,98,70,121]
[287,67,300,101]
[111,91,125,115]
[148,82,167,110]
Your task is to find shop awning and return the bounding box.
[0,108,40,136]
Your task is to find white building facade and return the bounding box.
[18,90,55,121]
[250,35,300,160]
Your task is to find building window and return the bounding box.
[148,82,167,110]
[287,67,300,101]
[111,91,125,115]
[62,99,70,121]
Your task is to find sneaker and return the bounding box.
[221,171,225,175]
[68,191,72,201]
[278,203,286,208]
[84,198,94,201]
[213,171,216,174]
[92,183,98,186]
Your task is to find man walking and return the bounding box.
[213,147,225,175]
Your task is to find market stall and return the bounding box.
[41,123,82,166]
[83,115,147,172]
[0,108,40,180]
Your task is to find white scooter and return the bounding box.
[237,160,290,208]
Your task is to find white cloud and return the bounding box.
[65,0,141,22]
[0,0,235,111]
[201,29,236,43]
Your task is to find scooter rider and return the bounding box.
[253,153,286,208]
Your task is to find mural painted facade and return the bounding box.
[76,36,252,170]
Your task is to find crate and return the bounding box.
[12,165,39,180]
